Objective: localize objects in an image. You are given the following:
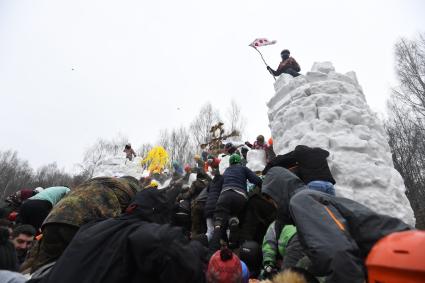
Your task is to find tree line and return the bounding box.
[1,100,246,197]
[385,33,425,229]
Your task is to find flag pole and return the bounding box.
[254,47,276,81]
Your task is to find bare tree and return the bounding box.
[137,143,153,159]
[386,33,425,229]
[190,102,221,147]
[0,150,87,198]
[226,100,246,139]
[393,34,425,117]
[157,127,195,165]
[0,150,33,198]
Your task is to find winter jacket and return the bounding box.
[294,145,335,184]
[262,221,297,267]
[180,178,209,201]
[262,151,297,175]
[42,177,137,228]
[29,186,70,207]
[263,145,335,185]
[222,164,262,196]
[270,57,301,76]
[262,167,411,283]
[239,192,276,244]
[40,188,206,283]
[204,175,224,218]
[123,147,136,160]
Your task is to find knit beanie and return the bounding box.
[206,247,242,283]
[229,154,241,165]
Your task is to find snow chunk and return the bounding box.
[311,61,335,74]
[246,150,266,172]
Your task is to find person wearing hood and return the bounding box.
[261,167,411,283]
[209,154,262,252]
[36,188,206,283]
[22,177,138,273]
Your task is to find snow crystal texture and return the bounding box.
[267,62,415,226]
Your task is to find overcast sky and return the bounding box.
[0,0,424,172]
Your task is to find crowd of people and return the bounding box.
[0,134,423,283]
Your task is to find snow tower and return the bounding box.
[267,62,415,226]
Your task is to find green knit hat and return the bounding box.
[229,154,241,165]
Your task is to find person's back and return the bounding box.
[223,164,262,195]
[29,186,70,207]
[43,178,136,228]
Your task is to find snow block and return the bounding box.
[246,149,266,172]
[267,61,415,226]
[311,61,335,74]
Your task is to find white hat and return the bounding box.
[34,187,44,193]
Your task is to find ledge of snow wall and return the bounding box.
[267,62,415,226]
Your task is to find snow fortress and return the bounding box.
[267,62,415,226]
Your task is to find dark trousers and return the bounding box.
[283,68,300,77]
[239,194,276,244]
[191,201,206,235]
[209,190,246,252]
[18,199,52,231]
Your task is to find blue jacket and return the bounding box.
[222,164,262,192]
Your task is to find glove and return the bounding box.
[267,66,274,75]
[260,265,278,280]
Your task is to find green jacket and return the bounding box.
[262,221,297,267]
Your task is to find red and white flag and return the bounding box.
[249,38,277,48]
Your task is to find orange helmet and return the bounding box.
[366,230,425,283]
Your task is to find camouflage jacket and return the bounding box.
[42,177,137,228]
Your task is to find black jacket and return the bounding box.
[294,145,335,184]
[204,175,224,218]
[262,151,297,175]
[40,188,206,283]
[262,167,411,283]
[262,145,335,185]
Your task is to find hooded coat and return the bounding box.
[262,167,411,283]
[40,188,206,283]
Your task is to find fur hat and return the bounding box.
[270,268,319,283]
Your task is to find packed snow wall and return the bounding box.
[267,62,415,226]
